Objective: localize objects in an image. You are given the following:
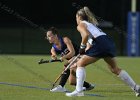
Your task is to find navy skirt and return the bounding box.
[85,35,116,58]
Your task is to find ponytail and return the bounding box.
[83,7,99,26]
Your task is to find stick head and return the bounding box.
[51,84,55,90]
[38,59,49,64]
[38,59,62,64]
[38,59,43,64]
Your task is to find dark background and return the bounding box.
[0,0,137,26]
[0,0,140,55]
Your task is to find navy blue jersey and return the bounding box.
[52,36,79,56]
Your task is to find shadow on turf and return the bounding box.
[0,82,104,97]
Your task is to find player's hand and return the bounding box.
[59,57,64,62]
[63,62,69,70]
[79,44,86,54]
[79,48,85,54]
[51,55,57,60]
[60,56,67,62]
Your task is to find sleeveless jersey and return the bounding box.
[81,21,106,39]
[52,36,79,56]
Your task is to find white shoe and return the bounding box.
[136,92,140,97]
[50,85,67,92]
[82,87,86,91]
[66,90,84,97]
[134,85,140,97]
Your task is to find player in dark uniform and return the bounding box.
[66,6,140,97]
[45,27,95,92]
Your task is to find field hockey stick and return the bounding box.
[38,59,62,64]
[51,54,80,89]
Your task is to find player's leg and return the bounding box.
[103,57,121,75]
[50,56,80,92]
[69,66,95,91]
[76,55,98,92]
[69,67,76,85]
[50,63,70,92]
[66,55,99,96]
[104,57,140,97]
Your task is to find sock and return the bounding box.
[118,70,136,90]
[83,81,90,88]
[59,69,70,87]
[73,81,90,88]
[76,67,86,91]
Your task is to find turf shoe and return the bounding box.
[50,85,67,92]
[66,90,84,97]
[134,85,140,97]
[84,84,95,91]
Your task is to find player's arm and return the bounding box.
[77,23,90,46]
[62,37,75,60]
[85,42,91,51]
[51,47,57,60]
[85,37,93,51]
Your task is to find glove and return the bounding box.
[79,44,86,54]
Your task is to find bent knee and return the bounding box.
[111,67,121,75]
[76,60,85,67]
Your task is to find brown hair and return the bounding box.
[76,6,99,26]
[47,27,59,35]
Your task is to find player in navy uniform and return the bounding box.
[45,27,95,92]
[66,6,140,97]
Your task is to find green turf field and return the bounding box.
[0,55,140,100]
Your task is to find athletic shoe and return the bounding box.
[50,85,67,92]
[66,90,84,97]
[84,84,95,91]
[82,87,86,91]
[134,85,140,97]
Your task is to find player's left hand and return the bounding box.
[60,56,67,62]
[79,44,86,54]
[59,57,64,62]
[79,48,85,54]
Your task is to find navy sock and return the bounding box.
[59,69,70,87]
[72,81,90,88]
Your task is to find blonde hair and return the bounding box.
[77,6,99,26]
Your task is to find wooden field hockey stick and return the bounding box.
[51,54,80,89]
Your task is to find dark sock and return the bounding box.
[73,81,90,88]
[83,81,90,88]
[59,69,70,87]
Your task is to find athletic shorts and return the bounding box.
[85,35,116,58]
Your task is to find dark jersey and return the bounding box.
[52,36,79,57]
